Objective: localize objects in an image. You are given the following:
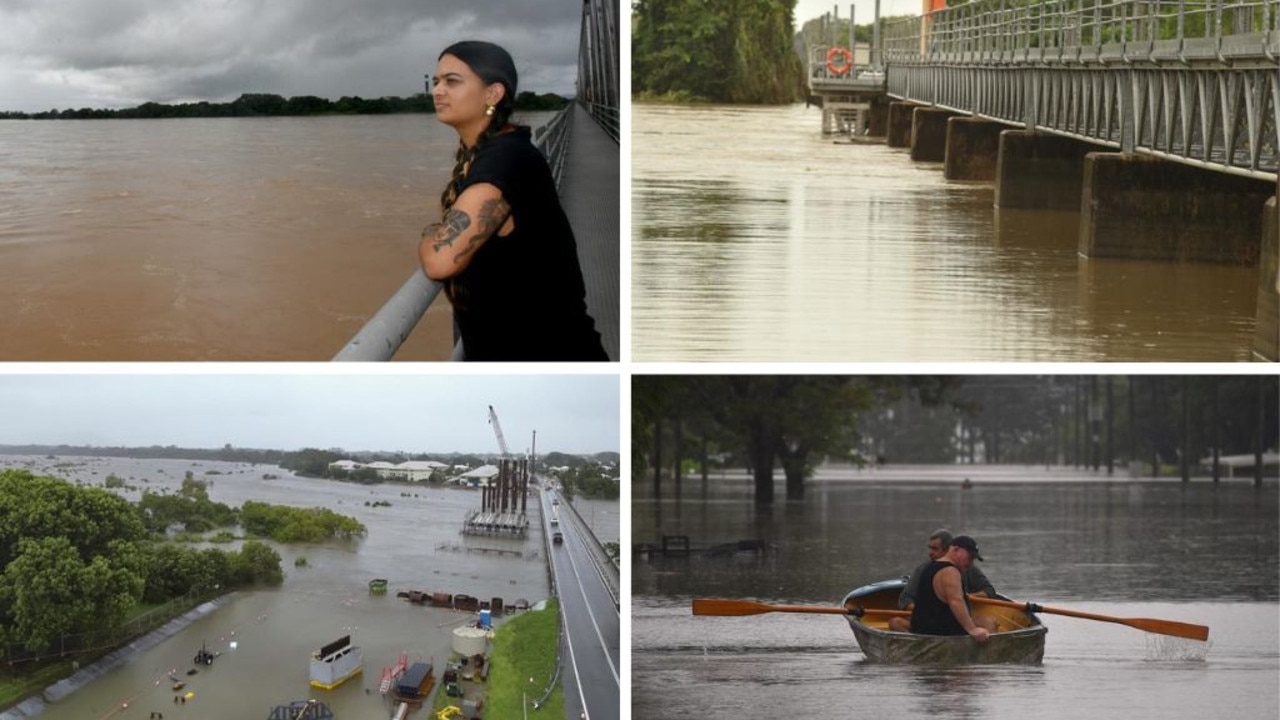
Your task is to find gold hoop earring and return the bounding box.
[485,105,495,117]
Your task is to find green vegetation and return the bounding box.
[239,501,366,543]
[138,475,236,534]
[557,464,618,500]
[481,601,563,718]
[0,91,569,121]
[0,470,283,659]
[633,0,805,103]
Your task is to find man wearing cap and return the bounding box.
[888,529,997,632]
[903,535,996,642]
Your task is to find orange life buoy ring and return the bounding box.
[826,47,853,76]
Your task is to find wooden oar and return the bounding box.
[969,595,1209,641]
[692,598,909,618]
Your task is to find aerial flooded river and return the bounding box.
[631,466,1279,719]
[632,103,1262,361]
[0,455,618,720]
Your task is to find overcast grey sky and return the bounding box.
[0,0,580,112]
[0,373,618,455]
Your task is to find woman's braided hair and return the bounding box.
[437,40,519,216]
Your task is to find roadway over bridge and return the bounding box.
[539,485,619,720]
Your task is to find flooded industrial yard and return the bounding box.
[0,455,618,720]
[631,466,1279,719]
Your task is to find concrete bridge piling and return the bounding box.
[1079,154,1275,265]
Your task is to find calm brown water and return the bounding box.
[0,113,548,361]
[632,103,1262,361]
[0,455,578,720]
[631,466,1280,719]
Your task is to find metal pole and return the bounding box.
[873,0,882,68]
[850,4,857,65]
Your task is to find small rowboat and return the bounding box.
[840,578,1047,664]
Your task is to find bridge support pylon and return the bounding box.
[1257,193,1279,361]
[909,107,955,162]
[886,102,918,148]
[944,117,1004,182]
[1079,153,1275,265]
[994,132,1104,211]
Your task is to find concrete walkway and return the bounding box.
[559,104,620,361]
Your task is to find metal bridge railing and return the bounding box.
[330,107,571,362]
[880,0,1279,179]
[883,0,1279,64]
[580,0,619,142]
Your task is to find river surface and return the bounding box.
[631,103,1263,361]
[631,465,1279,719]
[0,454,618,720]
[0,112,550,361]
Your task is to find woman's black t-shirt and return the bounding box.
[453,127,607,361]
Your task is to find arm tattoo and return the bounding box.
[453,197,511,265]
[431,208,471,252]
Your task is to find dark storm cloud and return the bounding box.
[0,0,579,111]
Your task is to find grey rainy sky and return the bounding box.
[0,0,580,113]
[0,373,619,455]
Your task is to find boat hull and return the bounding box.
[841,578,1046,665]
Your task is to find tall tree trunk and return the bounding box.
[1212,377,1221,482]
[1127,376,1135,473]
[1256,376,1266,486]
[1105,376,1114,476]
[652,417,662,500]
[700,436,709,499]
[747,422,776,504]
[1090,375,1101,472]
[673,419,683,500]
[1150,377,1160,478]
[781,445,807,500]
[1180,376,1191,482]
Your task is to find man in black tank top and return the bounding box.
[907,535,994,642]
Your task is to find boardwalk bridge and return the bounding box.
[334,0,619,361]
[809,0,1279,360]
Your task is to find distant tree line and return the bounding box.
[635,376,1279,503]
[557,463,619,501]
[0,90,570,121]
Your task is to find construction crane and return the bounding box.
[488,405,511,459]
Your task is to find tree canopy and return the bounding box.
[633,0,805,103]
[635,375,1278,504]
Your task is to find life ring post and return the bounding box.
[826,46,853,76]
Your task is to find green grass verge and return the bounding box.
[0,660,76,709]
[432,600,564,718]
[487,599,563,717]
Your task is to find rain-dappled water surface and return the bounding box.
[631,103,1261,361]
[0,455,580,720]
[631,468,1279,719]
